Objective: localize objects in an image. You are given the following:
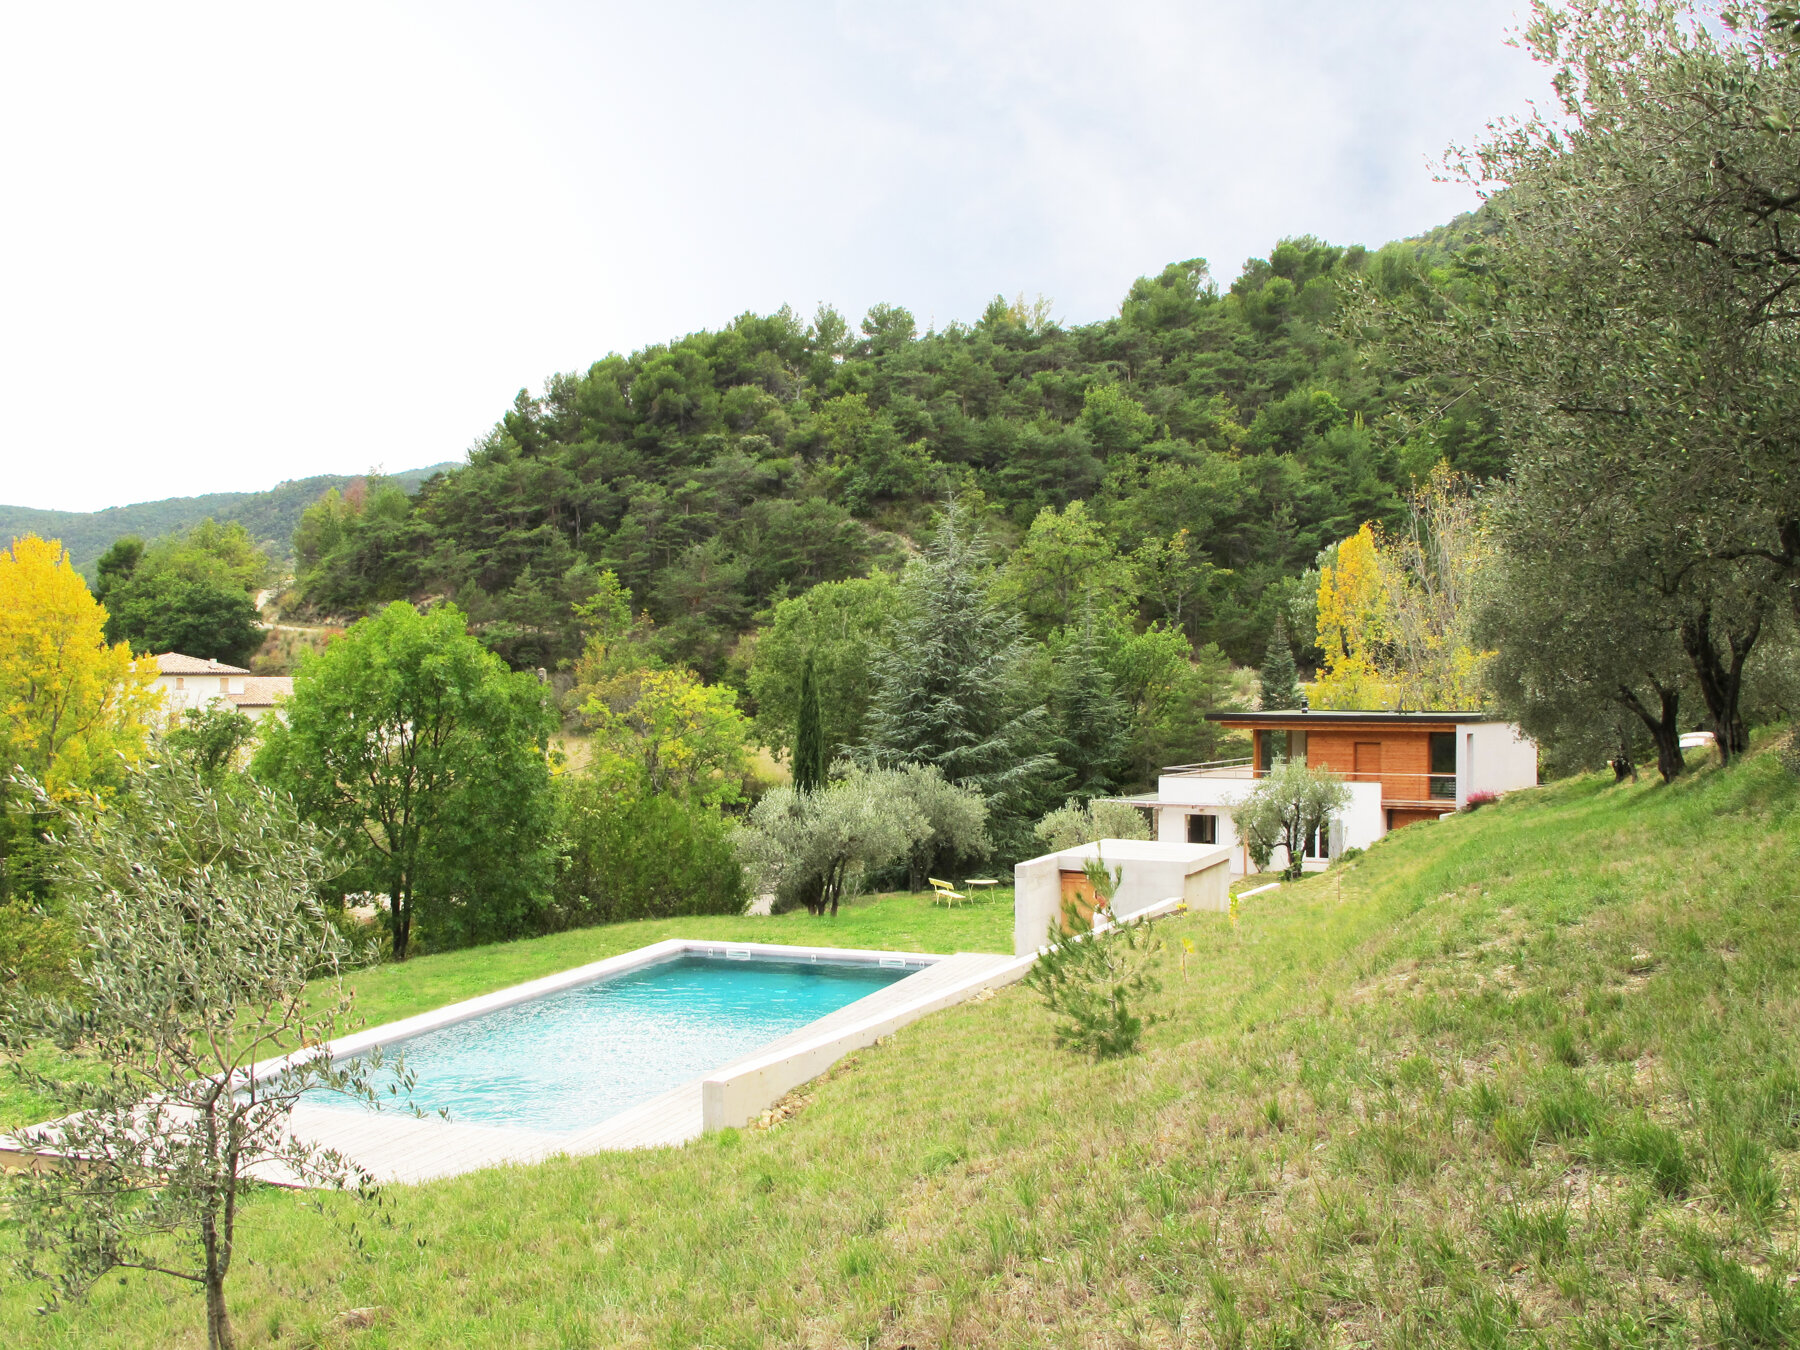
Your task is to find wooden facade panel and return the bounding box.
[1238,718,1450,808]
[1389,808,1442,831]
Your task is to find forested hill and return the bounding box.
[293,217,1501,676]
[1,463,456,574]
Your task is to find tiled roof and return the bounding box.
[154,652,251,675]
[226,677,294,708]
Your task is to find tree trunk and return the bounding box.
[392,886,411,961]
[205,1276,236,1350]
[1680,604,1762,764]
[1617,683,1684,783]
[1611,723,1638,783]
[202,1215,236,1350]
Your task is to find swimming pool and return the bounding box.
[302,952,914,1133]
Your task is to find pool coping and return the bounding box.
[248,937,942,1084]
[5,903,1186,1186]
[255,938,1029,1184]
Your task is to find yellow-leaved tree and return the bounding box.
[1312,524,1391,710]
[1311,467,1494,712]
[0,534,160,802]
[585,667,751,807]
[1372,465,1494,710]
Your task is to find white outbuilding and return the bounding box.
[1011,839,1231,957]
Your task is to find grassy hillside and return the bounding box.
[0,463,457,574]
[5,752,1798,1347]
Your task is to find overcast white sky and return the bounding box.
[0,1,1552,513]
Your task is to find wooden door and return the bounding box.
[1058,869,1098,931]
[1353,741,1382,783]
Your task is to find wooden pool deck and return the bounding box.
[257,948,1027,1186]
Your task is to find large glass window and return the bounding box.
[1187,813,1218,845]
[1258,731,1287,772]
[1429,732,1457,799]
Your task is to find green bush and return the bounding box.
[0,898,78,998]
[550,774,746,928]
[1023,895,1164,1060]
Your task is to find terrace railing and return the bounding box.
[1161,760,1457,802]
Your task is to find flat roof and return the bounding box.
[1205,709,1497,725]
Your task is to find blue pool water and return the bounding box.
[304,953,913,1133]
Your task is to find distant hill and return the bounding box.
[0,463,459,574]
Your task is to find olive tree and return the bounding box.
[1033,797,1152,852]
[1229,758,1351,879]
[0,763,397,1350]
[886,762,990,891]
[739,766,930,915]
[1344,1,1800,763]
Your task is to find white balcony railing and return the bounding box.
[1162,759,1456,801]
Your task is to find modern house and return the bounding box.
[1118,710,1540,875]
[151,653,292,721]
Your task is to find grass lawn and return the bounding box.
[5,753,1800,1346]
[302,884,1016,1047]
[0,886,1013,1134]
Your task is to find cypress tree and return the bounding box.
[1260,614,1303,710]
[793,653,827,792]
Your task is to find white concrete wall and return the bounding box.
[1012,840,1232,955]
[1460,722,1539,801]
[1151,775,1383,874]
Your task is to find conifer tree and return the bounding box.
[864,498,1055,836]
[793,652,827,792]
[1259,613,1303,710]
[1050,602,1128,797]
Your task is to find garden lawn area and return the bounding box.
[314,883,1015,1043]
[6,750,1800,1347]
[0,886,1013,1133]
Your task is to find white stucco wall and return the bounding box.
[153,673,244,715]
[1459,722,1539,802]
[1151,775,1382,874]
[1012,840,1231,956]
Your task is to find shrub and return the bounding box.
[738,766,929,915]
[1024,878,1164,1059]
[550,773,747,928]
[1464,790,1501,811]
[0,897,78,998]
[1033,797,1150,852]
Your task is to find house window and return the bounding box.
[175,676,184,690]
[1302,824,1329,860]
[222,677,231,694]
[1258,731,1287,772]
[1187,813,1218,845]
[1429,732,1457,799]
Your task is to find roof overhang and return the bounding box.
[1205,710,1495,727]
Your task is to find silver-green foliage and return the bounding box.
[1,764,396,1350]
[1033,797,1151,852]
[740,765,933,915]
[885,762,990,891]
[1229,757,1351,878]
